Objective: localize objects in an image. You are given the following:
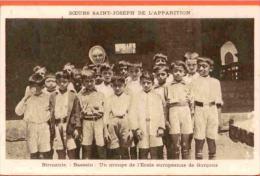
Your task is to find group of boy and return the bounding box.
[15,51,223,160]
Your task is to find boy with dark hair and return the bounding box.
[95,63,114,99]
[153,66,171,159]
[132,71,165,159]
[78,69,107,159]
[49,70,81,159]
[190,57,223,160]
[15,73,51,159]
[104,75,133,159]
[166,61,193,159]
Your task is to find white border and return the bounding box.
[0,5,259,175]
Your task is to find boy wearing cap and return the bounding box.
[166,61,193,159]
[132,71,165,159]
[190,57,223,160]
[78,69,107,159]
[153,66,171,159]
[15,73,51,159]
[49,71,81,159]
[104,75,133,159]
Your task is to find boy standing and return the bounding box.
[125,62,143,159]
[104,75,133,159]
[190,57,223,160]
[183,52,199,151]
[183,52,199,84]
[95,63,114,99]
[166,61,193,159]
[78,69,107,159]
[50,71,81,159]
[153,66,171,159]
[133,71,165,159]
[15,73,51,159]
[43,73,57,94]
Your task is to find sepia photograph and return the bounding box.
[5,18,254,160]
[0,5,259,175]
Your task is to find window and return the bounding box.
[220,41,239,80]
[115,43,136,54]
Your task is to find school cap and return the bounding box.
[28,73,45,86]
[171,60,188,72]
[197,57,214,66]
[153,53,168,62]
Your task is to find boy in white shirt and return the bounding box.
[133,71,165,159]
[15,73,51,159]
[190,57,223,160]
[104,75,133,159]
[166,61,193,159]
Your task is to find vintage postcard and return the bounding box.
[0,2,259,175]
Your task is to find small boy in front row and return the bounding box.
[132,71,165,159]
[104,75,133,159]
[49,71,81,159]
[15,73,51,159]
[190,57,223,160]
[166,61,193,159]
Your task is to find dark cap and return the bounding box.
[28,73,45,86]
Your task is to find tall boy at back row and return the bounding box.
[190,57,223,160]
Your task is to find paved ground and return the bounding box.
[6,132,253,160]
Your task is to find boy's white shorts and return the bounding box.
[82,118,104,146]
[194,106,219,140]
[169,106,193,134]
[26,122,50,153]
